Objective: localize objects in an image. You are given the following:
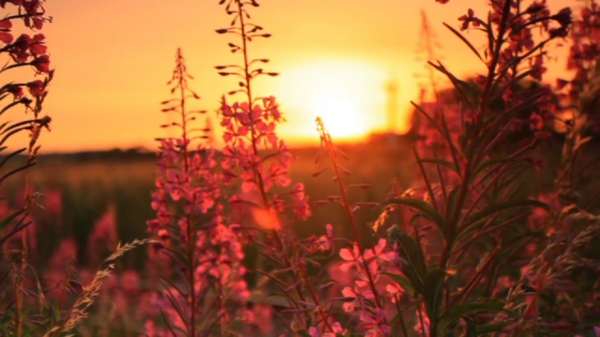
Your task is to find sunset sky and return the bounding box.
[40,0,575,152]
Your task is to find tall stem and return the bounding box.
[236,0,270,209]
[317,120,383,309]
[176,51,196,337]
[233,4,336,331]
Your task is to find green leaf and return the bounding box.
[248,293,292,308]
[465,318,478,337]
[443,23,484,62]
[388,197,447,237]
[424,269,445,321]
[474,157,529,176]
[389,232,428,293]
[474,322,510,335]
[441,299,504,325]
[390,312,409,337]
[263,295,292,308]
[445,187,460,227]
[438,300,507,336]
[462,199,549,233]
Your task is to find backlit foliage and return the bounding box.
[1,1,599,337]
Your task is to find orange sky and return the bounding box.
[38,0,576,152]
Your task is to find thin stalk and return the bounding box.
[235,0,270,209]
[233,3,333,332]
[414,147,440,212]
[395,299,409,337]
[317,118,383,309]
[480,0,513,116]
[174,51,196,337]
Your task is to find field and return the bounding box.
[8,140,414,267]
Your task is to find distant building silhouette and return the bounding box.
[367,78,408,146]
[386,79,399,133]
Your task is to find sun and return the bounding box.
[272,60,389,141]
[308,84,371,139]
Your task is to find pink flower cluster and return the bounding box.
[147,138,220,238]
[146,49,249,336]
[0,0,46,29]
[457,1,571,87]
[44,239,78,303]
[220,96,311,223]
[87,206,118,264]
[338,239,401,337]
[566,1,600,90]
[0,0,51,100]
[306,223,335,254]
[559,1,600,130]
[195,220,250,304]
[6,33,48,70]
[308,321,345,337]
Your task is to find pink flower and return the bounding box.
[360,309,391,337]
[292,182,311,219]
[27,79,45,97]
[364,239,397,263]
[157,228,169,240]
[44,189,62,216]
[88,205,118,263]
[144,320,164,337]
[45,239,78,302]
[119,270,140,295]
[243,304,274,334]
[339,242,362,272]
[29,33,46,55]
[341,287,357,312]
[458,9,479,30]
[219,95,310,228]
[337,239,398,336]
[385,282,404,303]
[529,113,544,131]
[10,34,32,62]
[147,50,251,330]
[308,320,345,337]
[22,0,45,29]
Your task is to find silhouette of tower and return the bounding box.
[386,79,399,133]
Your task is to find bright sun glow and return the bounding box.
[273,60,389,141]
[308,81,371,139]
